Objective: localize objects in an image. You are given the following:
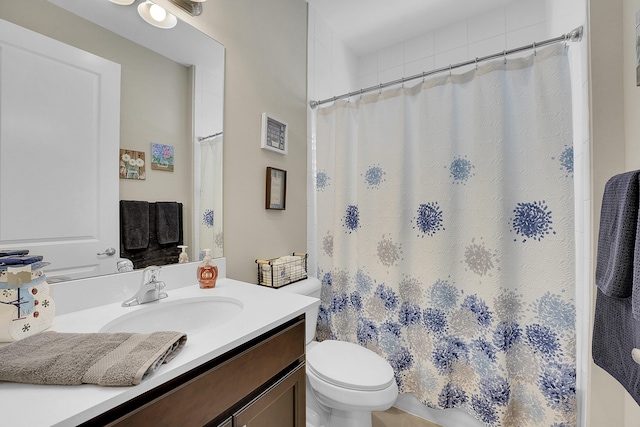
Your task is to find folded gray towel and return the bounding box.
[0,331,186,386]
[595,171,640,298]
[156,202,181,245]
[120,200,150,250]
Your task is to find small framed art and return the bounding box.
[119,149,146,180]
[266,167,287,210]
[261,113,288,155]
[151,142,174,172]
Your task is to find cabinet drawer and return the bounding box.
[83,316,305,427]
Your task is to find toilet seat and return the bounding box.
[306,340,395,392]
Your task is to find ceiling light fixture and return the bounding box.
[137,0,178,29]
[109,0,135,5]
[167,0,205,17]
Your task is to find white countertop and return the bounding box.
[0,271,319,427]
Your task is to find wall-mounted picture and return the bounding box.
[261,113,288,155]
[119,149,146,180]
[266,167,287,210]
[151,142,174,172]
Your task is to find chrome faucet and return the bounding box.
[122,266,168,307]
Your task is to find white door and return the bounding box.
[0,19,120,280]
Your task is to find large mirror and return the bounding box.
[0,0,224,280]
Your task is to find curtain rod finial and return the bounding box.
[568,26,583,43]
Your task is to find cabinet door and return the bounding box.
[233,363,305,427]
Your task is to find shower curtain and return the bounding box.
[199,137,224,259]
[314,44,576,427]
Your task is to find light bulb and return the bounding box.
[149,3,167,22]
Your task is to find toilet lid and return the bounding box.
[306,340,395,391]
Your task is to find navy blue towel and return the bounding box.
[0,250,29,257]
[0,255,43,265]
[595,170,640,299]
[592,288,640,405]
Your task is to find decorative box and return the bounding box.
[0,265,55,342]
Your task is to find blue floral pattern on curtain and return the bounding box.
[314,44,576,427]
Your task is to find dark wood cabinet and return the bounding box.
[233,362,305,427]
[80,316,306,427]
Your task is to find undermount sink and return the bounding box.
[100,296,244,334]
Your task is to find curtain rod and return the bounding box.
[197,131,223,142]
[309,26,583,109]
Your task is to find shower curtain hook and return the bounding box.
[533,41,537,56]
[503,50,507,65]
[379,83,383,94]
[449,64,452,77]
[422,72,426,83]
[475,57,479,70]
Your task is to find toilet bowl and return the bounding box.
[279,278,398,427]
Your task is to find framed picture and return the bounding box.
[261,113,288,155]
[119,149,146,180]
[266,167,287,210]
[151,142,174,172]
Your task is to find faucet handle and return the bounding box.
[142,265,161,284]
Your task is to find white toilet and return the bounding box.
[280,278,398,427]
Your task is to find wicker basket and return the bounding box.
[255,253,308,288]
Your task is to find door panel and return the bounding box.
[0,19,120,279]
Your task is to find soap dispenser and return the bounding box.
[178,245,189,264]
[197,249,218,289]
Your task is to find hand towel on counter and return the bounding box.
[156,202,181,245]
[0,331,186,386]
[120,200,150,250]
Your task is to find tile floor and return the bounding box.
[372,407,443,427]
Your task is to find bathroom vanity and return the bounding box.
[0,260,318,427]
[84,316,306,426]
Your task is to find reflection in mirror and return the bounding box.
[0,0,224,281]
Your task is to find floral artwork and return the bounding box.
[151,143,174,172]
[119,149,146,180]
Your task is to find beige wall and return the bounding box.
[0,0,194,252]
[590,0,640,425]
[159,0,309,283]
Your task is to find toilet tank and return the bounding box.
[278,277,321,344]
